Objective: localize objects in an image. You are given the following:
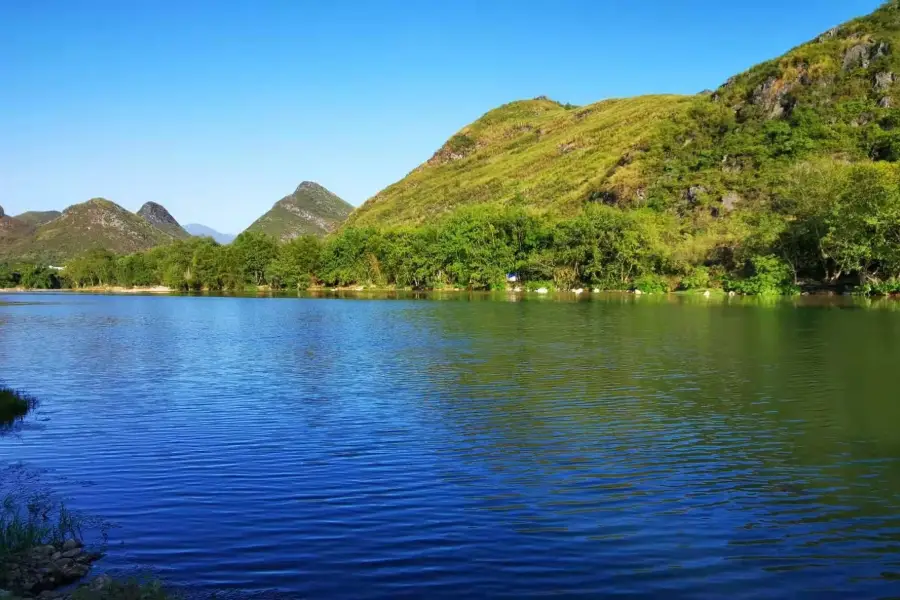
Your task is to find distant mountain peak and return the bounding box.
[138,201,178,226]
[244,182,353,240]
[295,181,326,193]
[184,223,236,245]
[137,202,190,239]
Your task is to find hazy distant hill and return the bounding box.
[184,223,236,244]
[14,210,62,228]
[244,182,353,240]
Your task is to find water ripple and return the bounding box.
[1,294,900,598]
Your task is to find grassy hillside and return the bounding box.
[0,199,177,264]
[14,210,61,227]
[348,95,692,227]
[245,181,353,240]
[349,1,900,228]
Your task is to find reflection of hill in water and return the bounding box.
[419,299,900,544]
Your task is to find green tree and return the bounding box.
[64,249,116,287]
[822,163,900,283]
[0,264,17,288]
[266,236,321,290]
[552,206,674,288]
[232,231,279,286]
[18,266,61,289]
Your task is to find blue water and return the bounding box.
[2,293,900,598]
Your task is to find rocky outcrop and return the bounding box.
[843,40,890,71]
[749,76,798,118]
[0,205,4,218]
[686,185,707,204]
[817,27,840,43]
[0,540,103,598]
[427,134,478,167]
[721,192,742,212]
[875,71,894,90]
[843,42,873,70]
[136,202,190,239]
[137,202,178,228]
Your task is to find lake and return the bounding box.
[2,292,900,598]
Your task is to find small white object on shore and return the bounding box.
[536,287,549,294]
[634,289,643,295]
[573,288,584,294]
[703,290,711,298]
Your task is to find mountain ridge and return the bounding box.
[0,198,182,264]
[14,210,62,228]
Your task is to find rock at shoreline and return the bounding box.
[0,540,103,599]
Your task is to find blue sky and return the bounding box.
[0,0,883,232]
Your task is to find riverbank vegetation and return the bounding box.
[0,388,35,427]
[0,494,81,560]
[2,162,900,297]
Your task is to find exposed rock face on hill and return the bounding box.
[244,182,353,240]
[348,1,900,229]
[137,202,191,239]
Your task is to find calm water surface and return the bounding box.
[2,293,900,599]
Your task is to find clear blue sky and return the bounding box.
[0,0,884,232]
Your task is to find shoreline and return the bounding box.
[2,286,898,303]
[0,286,172,294]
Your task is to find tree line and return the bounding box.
[3,161,900,296]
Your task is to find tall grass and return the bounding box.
[0,492,83,558]
[0,387,36,425]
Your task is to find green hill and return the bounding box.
[347,95,692,227]
[348,1,900,228]
[245,182,353,240]
[0,199,178,264]
[14,210,61,227]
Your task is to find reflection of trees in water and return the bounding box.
[417,299,900,537]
